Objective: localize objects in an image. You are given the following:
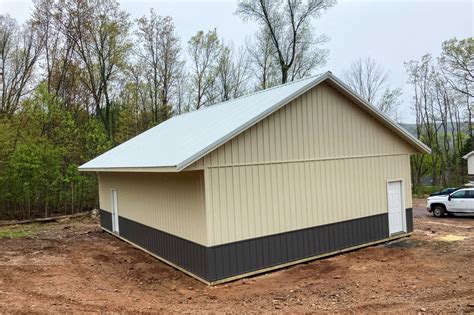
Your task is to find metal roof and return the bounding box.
[79,72,430,172]
[462,151,474,159]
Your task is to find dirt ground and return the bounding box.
[1,199,473,313]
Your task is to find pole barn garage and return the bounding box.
[79,72,430,285]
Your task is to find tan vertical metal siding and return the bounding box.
[205,155,412,246]
[197,83,415,168]
[202,83,415,246]
[98,171,207,245]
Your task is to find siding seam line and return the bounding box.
[204,153,410,169]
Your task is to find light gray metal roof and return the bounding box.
[79,72,430,172]
[462,151,474,159]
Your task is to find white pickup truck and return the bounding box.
[427,188,474,217]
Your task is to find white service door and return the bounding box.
[388,181,404,235]
[111,189,119,233]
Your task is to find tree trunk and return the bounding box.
[281,65,289,84]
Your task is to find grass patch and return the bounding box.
[0,226,35,238]
[413,185,440,198]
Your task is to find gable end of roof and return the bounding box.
[175,73,331,170]
[176,72,431,170]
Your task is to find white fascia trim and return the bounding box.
[78,166,179,172]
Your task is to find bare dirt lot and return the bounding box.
[1,199,473,313]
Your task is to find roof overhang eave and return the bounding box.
[78,166,179,172]
[462,151,474,159]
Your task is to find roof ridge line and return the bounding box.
[206,73,323,106]
[174,73,324,119]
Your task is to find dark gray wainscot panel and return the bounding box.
[101,212,392,282]
[406,208,413,233]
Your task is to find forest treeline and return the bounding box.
[0,0,472,219]
[405,38,473,193]
[0,0,336,219]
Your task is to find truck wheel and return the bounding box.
[432,206,445,218]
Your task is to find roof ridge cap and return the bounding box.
[173,74,323,119]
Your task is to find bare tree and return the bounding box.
[215,43,251,101]
[174,75,191,115]
[0,15,44,117]
[32,0,75,99]
[405,57,432,189]
[439,38,474,97]
[344,57,402,119]
[439,38,473,149]
[230,49,252,98]
[117,62,149,133]
[405,55,445,188]
[246,28,279,90]
[237,0,335,84]
[58,0,131,140]
[187,29,221,109]
[288,32,328,81]
[136,10,184,124]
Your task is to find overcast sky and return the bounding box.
[0,0,473,122]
